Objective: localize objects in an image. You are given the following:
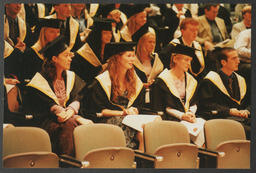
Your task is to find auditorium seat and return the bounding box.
[204,119,250,168]
[3,127,59,168]
[73,123,136,168]
[143,121,199,168]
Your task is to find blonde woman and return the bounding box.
[120,4,152,41]
[23,18,63,80]
[89,42,145,151]
[152,44,205,146]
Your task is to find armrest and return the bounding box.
[198,147,225,158]
[59,154,83,168]
[134,150,163,162]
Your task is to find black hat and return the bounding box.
[122,4,149,19]
[92,18,114,31]
[162,42,199,58]
[104,42,136,61]
[39,35,68,59]
[132,23,150,42]
[37,18,65,29]
[100,4,116,18]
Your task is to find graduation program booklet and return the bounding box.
[180,118,206,137]
[122,115,162,132]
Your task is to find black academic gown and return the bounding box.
[70,43,104,84]
[22,42,44,80]
[4,15,34,47]
[197,71,250,138]
[25,70,86,155]
[197,71,249,119]
[4,41,24,80]
[87,70,145,149]
[151,69,198,121]
[133,53,164,109]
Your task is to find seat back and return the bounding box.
[3,127,59,168]
[83,147,135,168]
[154,143,198,168]
[204,119,246,151]
[144,121,190,154]
[3,152,59,168]
[217,140,250,169]
[3,127,52,157]
[73,124,126,161]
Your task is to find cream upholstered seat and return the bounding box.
[73,123,135,168]
[3,127,59,168]
[143,121,198,168]
[204,119,250,169]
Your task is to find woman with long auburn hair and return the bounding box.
[89,42,146,151]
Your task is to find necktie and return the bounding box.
[228,77,233,97]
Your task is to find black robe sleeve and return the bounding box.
[4,48,24,80]
[197,79,230,119]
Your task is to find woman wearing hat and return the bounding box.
[26,36,93,156]
[132,23,164,106]
[152,43,205,146]
[22,18,64,81]
[89,42,145,151]
[70,19,113,83]
[120,4,154,42]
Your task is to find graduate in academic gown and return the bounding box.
[4,3,33,48]
[152,43,206,146]
[152,43,199,122]
[70,19,113,83]
[23,18,64,81]
[96,4,127,43]
[197,47,250,138]
[45,4,83,52]
[88,42,146,150]
[26,36,93,156]
[131,23,164,106]
[120,4,153,42]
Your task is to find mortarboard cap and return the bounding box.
[92,18,114,31]
[104,42,136,61]
[37,18,65,29]
[164,42,199,58]
[122,4,149,19]
[39,35,68,60]
[132,23,150,42]
[100,4,117,18]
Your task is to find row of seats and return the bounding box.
[3,119,250,168]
